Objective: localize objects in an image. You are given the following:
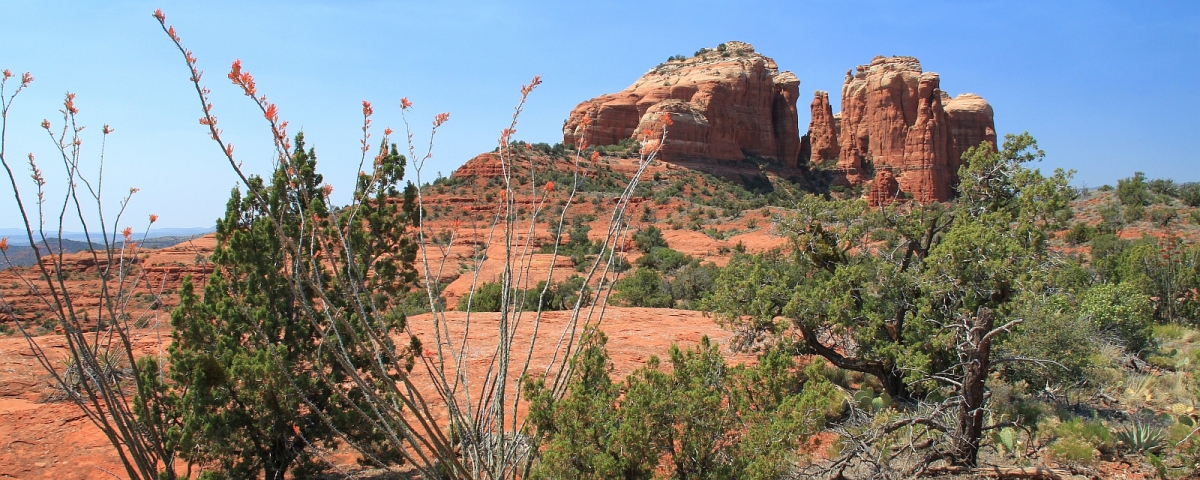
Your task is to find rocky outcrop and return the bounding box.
[867,169,900,207]
[944,93,997,166]
[450,153,507,179]
[0,235,215,330]
[805,90,840,165]
[834,56,996,204]
[898,71,954,203]
[563,41,802,167]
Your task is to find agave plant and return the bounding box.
[1117,419,1165,454]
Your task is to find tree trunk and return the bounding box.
[879,368,909,401]
[953,307,994,467]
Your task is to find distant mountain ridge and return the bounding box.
[0,227,213,246]
[0,233,211,270]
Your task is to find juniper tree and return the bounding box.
[708,133,1076,467]
[162,133,421,478]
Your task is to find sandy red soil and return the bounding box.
[0,307,748,478]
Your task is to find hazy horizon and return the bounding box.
[1,1,1196,231]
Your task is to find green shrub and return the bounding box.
[525,335,836,480]
[1055,417,1112,448]
[635,247,691,272]
[632,225,667,253]
[998,294,1100,386]
[1149,178,1178,198]
[1118,172,1150,207]
[1123,203,1145,222]
[456,281,504,312]
[1149,207,1177,227]
[613,268,673,308]
[459,277,594,313]
[1064,222,1093,245]
[1098,202,1124,229]
[529,276,593,311]
[1081,282,1155,354]
[667,261,720,309]
[1047,436,1098,465]
[1178,182,1200,207]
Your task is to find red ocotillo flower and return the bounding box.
[153,8,165,21]
[545,181,554,192]
[2,69,11,80]
[122,227,133,243]
[0,237,8,253]
[591,151,600,161]
[149,214,159,223]
[384,127,393,136]
[521,75,542,96]
[64,93,78,115]
[401,97,413,110]
[660,112,673,125]
[228,60,258,97]
[433,112,450,128]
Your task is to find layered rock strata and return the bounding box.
[944,93,997,166]
[563,41,802,167]
[823,55,996,205]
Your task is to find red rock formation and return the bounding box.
[450,153,507,179]
[834,56,995,202]
[944,93,997,166]
[0,235,215,330]
[806,90,840,165]
[868,169,900,207]
[563,42,802,167]
[899,72,953,203]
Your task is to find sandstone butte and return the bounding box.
[822,55,997,205]
[564,44,997,206]
[562,41,802,168]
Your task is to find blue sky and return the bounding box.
[1,1,1197,230]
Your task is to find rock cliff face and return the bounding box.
[559,48,995,205]
[830,55,995,205]
[944,93,997,166]
[563,42,802,167]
